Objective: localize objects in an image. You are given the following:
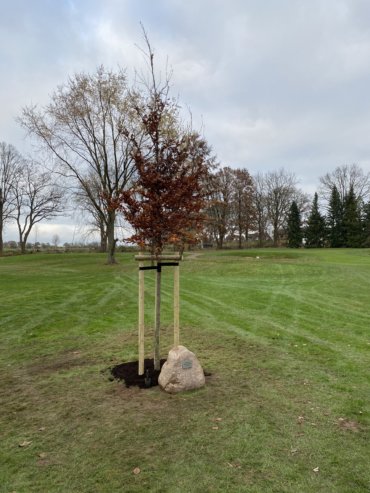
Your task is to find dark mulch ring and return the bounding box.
[110,358,212,389]
[110,359,166,388]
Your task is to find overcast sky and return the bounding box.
[2,0,370,243]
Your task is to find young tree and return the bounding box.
[305,193,326,248]
[119,34,213,370]
[327,185,344,247]
[342,185,363,247]
[287,201,302,248]
[12,162,64,253]
[0,142,22,255]
[20,66,138,264]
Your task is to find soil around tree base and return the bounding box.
[110,359,212,389]
[110,359,166,388]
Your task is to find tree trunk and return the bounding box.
[20,240,26,254]
[0,225,3,255]
[154,264,161,370]
[258,222,264,247]
[106,211,117,264]
[100,223,108,253]
[273,220,279,247]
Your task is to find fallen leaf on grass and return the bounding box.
[19,440,32,448]
[38,427,46,431]
[297,416,305,424]
[38,452,47,459]
[133,467,141,475]
[290,448,298,455]
[212,426,219,430]
[227,462,241,468]
[313,467,319,473]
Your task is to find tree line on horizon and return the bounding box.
[202,163,370,249]
[1,53,370,259]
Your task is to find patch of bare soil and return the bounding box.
[337,417,361,432]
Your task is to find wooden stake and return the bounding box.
[174,264,180,347]
[154,263,161,371]
[138,262,145,375]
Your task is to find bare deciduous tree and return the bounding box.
[52,234,60,248]
[320,164,370,203]
[74,176,108,252]
[205,167,235,249]
[231,168,256,248]
[0,142,22,254]
[12,162,64,253]
[252,172,269,247]
[19,66,139,264]
[264,169,302,247]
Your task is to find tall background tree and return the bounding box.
[305,193,326,247]
[320,163,370,203]
[252,172,269,247]
[342,185,363,247]
[287,201,302,248]
[74,175,109,252]
[11,161,63,253]
[231,168,255,248]
[0,142,22,255]
[205,167,234,249]
[20,66,138,264]
[362,201,370,247]
[264,169,306,247]
[327,185,344,247]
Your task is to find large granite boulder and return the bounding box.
[158,345,205,394]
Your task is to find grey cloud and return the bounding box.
[2,0,370,213]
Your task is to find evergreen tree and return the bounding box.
[327,185,344,247]
[287,201,302,248]
[343,185,362,247]
[362,201,370,247]
[305,193,326,247]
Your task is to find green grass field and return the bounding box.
[0,249,369,492]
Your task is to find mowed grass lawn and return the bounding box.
[0,249,369,493]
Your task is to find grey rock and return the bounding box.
[158,345,205,394]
